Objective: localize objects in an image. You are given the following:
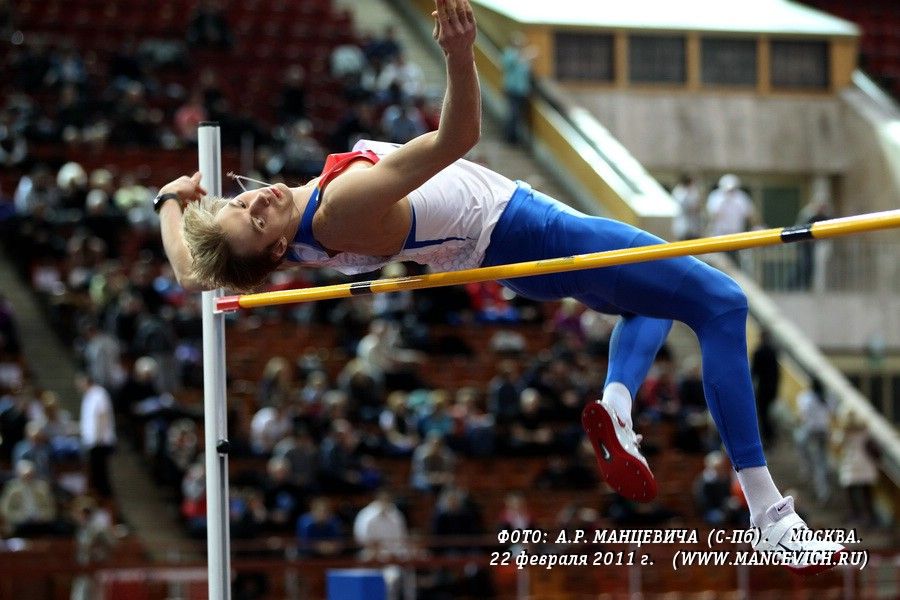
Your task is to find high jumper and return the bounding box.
[154,0,844,574]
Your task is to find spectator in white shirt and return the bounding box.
[77,373,116,498]
[795,378,832,505]
[250,402,293,456]
[706,174,758,267]
[353,488,410,561]
[706,174,756,237]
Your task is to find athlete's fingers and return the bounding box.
[445,0,463,33]
[434,0,449,24]
[190,171,207,196]
[461,0,475,25]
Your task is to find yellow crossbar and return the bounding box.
[216,209,900,312]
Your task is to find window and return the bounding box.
[555,32,614,82]
[629,35,685,84]
[770,40,829,89]
[701,38,757,86]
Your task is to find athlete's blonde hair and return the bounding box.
[182,196,283,291]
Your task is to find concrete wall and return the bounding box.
[770,293,900,351]
[564,89,850,175]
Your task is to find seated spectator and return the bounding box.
[693,451,742,525]
[357,319,425,392]
[280,120,326,180]
[549,298,586,346]
[380,101,427,145]
[318,419,371,493]
[230,488,267,539]
[14,165,61,217]
[431,485,483,555]
[250,401,294,456]
[365,25,403,65]
[186,0,234,49]
[497,491,535,533]
[417,389,454,439]
[57,161,88,211]
[174,90,208,144]
[0,385,30,461]
[487,359,521,425]
[835,411,879,528]
[116,356,161,426]
[353,488,411,561]
[451,387,495,456]
[273,428,319,490]
[489,329,526,356]
[410,431,456,493]
[508,388,555,455]
[113,172,153,227]
[379,391,419,456]
[12,420,53,480]
[524,355,579,412]
[71,494,117,599]
[371,264,414,322]
[636,351,679,421]
[162,418,199,488]
[83,185,127,260]
[261,455,306,532]
[533,453,597,491]
[580,309,616,357]
[36,391,80,460]
[181,458,206,537]
[298,369,329,418]
[328,98,377,155]
[0,107,28,169]
[296,497,344,557]
[465,281,517,322]
[256,356,295,409]
[45,44,87,90]
[376,53,423,103]
[0,459,62,536]
[330,42,366,83]
[676,356,706,414]
[496,490,537,559]
[337,358,383,419]
[80,318,125,394]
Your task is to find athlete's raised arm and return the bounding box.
[156,172,209,292]
[322,0,480,215]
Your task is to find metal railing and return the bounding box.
[733,238,900,294]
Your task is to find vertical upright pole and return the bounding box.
[198,122,231,600]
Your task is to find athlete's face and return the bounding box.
[215,183,295,259]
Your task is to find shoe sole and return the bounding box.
[582,402,658,502]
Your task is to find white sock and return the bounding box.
[736,465,784,527]
[602,382,633,429]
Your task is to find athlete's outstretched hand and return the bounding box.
[158,171,207,206]
[432,0,476,56]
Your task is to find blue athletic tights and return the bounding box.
[481,183,764,469]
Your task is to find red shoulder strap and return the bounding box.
[319,150,379,190]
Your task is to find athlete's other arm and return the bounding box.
[320,0,479,232]
[157,172,208,291]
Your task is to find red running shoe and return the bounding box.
[582,400,657,502]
